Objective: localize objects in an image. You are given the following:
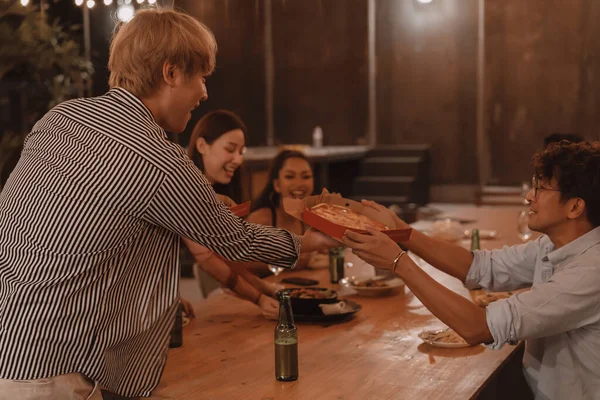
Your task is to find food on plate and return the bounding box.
[473,291,518,307]
[352,278,388,288]
[310,203,389,231]
[289,288,336,299]
[419,328,467,345]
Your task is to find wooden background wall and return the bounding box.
[485,0,600,185]
[88,0,600,186]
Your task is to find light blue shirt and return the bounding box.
[466,226,600,400]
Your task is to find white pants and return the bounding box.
[0,373,102,400]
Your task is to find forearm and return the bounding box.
[395,256,492,345]
[183,231,300,269]
[402,230,474,282]
[238,268,275,296]
[225,270,264,304]
[193,250,262,304]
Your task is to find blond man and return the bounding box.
[0,8,334,400]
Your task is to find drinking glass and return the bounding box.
[268,264,285,283]
[517,211,532,242]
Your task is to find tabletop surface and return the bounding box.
[150,204,530,400]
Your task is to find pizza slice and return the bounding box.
[310,203,389,231]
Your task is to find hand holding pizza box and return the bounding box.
[283,193,412,242]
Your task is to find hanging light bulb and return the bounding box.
[136,0,144,3]
[148,0,156,4]
[86,0,95,7]
[124,0,132,4]
[75,0,84,6]
[104,0,113,5]
[20,0,29,6]
[117,4,135,22]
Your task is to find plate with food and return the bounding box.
[472,288,529,307]
[286,287,338,315]
[418,328,471,348]
[294,300,362,323]
[342,276,405,297]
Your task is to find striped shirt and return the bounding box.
[0,88,301,397]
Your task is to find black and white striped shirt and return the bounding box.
[0,88,301,397]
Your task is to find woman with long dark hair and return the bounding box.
[246,150,319,272]
[185,110,279,318]
[187,109,246,203]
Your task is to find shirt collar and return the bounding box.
[106,87,158,126]
[545,226,600,266]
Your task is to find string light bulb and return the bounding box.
[104,0,113,5]
[86,0,95,7]
[20,0,30,6]
[117,4,135,22]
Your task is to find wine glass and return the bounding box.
[517,211,532,242]
[521,181,531,205]
[268,264,285,283]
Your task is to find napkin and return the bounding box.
[319,301,352,315]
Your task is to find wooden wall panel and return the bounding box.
[485,0,600,185]
[271,0,369,146]
[376,0,479,184]
[177,0,267,146]
[85,0,600,186]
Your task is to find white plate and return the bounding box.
[463,229,498,239]
[418,328,471,348]
[341,276,405,297]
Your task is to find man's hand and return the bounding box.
[300,228,341,253]
[258,294,279,320]
[341,226,402,270]
[180,298,195,318]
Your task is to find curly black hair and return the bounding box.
[532,140,600,227]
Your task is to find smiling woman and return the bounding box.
[248,150,315,235]
[187,109,247,202]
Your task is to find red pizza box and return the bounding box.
[230,201,251,218]
[283,193,412,242]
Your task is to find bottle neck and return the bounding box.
[470,233,480,250]
[278,296,295,327]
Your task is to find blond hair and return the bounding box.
[108,8,217,98]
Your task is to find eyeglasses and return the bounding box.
[531,175,561,197]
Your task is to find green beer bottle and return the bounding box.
[470,229,481,251]
[275,290,298,381]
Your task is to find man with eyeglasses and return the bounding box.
[342,141,600,399]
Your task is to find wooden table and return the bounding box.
[151,205,530,400]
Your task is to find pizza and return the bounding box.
[473,292,513,307]
[310,203,389,231]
